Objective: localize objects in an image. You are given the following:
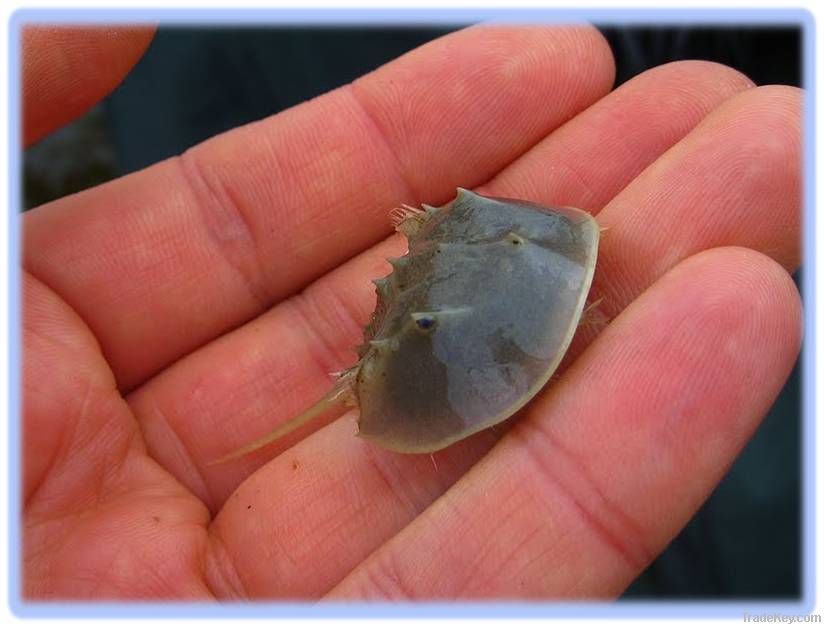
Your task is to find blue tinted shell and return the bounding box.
[355,188,600,452]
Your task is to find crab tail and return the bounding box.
[208,368,358,465]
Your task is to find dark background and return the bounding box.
[23,25,804,599]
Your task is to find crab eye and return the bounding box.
[413,315,437,331]
[506,232,525,246]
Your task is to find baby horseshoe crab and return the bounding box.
[214,188,600,461]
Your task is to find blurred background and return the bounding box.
[23,24,803,599]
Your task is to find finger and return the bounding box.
[482,60,756,211]
[326,247,801,599]
[22,271,118,505]
[129,60,754,510]
[204,81,799,597]
[24,25,615,390]
[590,84,802,307]
[560,85,801,362]
[23,271,213,599]
[22,26,155,146]
[207,83,800,598]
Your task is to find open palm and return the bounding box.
[23,25,801,599]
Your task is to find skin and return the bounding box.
[23,25,801,599]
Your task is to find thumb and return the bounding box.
[22,25,155,147]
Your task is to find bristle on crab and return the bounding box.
[579,297,609,330]
[390,203,431,236]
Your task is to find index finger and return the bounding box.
[23,25,615,390]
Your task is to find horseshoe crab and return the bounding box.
[215,188,599,461]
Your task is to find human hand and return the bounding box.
[23,24,801,599]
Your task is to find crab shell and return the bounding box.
[354,188,600,453]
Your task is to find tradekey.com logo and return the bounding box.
[744,615,822,624]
